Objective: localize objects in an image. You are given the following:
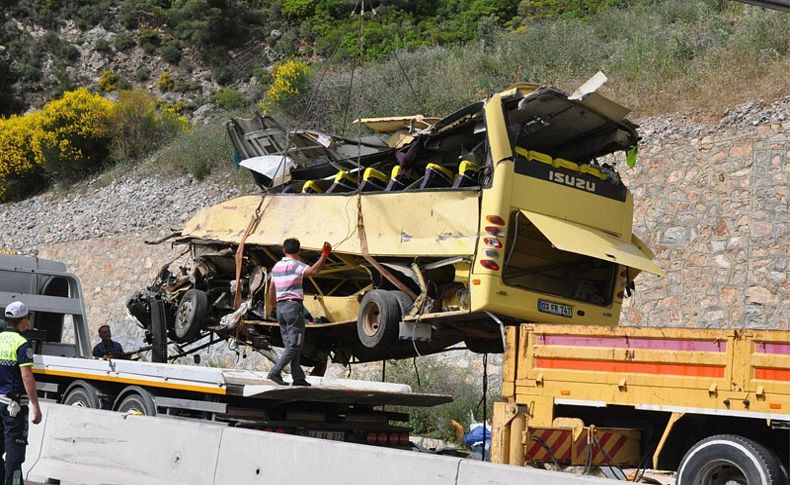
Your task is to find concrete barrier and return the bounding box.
[25,403,617,485]
[213,427,460,484]
[26,403,224,485]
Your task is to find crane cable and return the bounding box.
[231,3,364,313]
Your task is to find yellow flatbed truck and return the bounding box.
[492,324,790,484]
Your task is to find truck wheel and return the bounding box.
[174,289,208,342]
[357,290,401,350]
[62,380,105,409]
[677,434,784,485]
[115,386,157,416]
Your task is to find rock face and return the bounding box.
[619,123,788,329]
[1,100,788,372]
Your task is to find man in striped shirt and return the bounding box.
[266,238,331,387]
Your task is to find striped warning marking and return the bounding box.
[525,429,572,462]
[574,431,631,465]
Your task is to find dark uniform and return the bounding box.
[0,330,33,485]
[92,339,124,359]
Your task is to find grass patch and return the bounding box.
[282,0,789,130]
[154,122,234,180]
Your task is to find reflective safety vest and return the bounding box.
[0,331,33,395]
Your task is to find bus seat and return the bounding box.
[419,163,455,189]
[301,180,324,194]
[385,165,414,191]
[360,167,390,192]
[452,160,481,188]
[527,150,553,166]
[326,170,358,193]
[553,157,580,172]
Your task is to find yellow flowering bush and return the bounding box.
[0,112,46,200]
[36,88,114,181]
[259,59,309,113]
[98,69,120,92]
[158,71,174,92]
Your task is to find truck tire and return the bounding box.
[62,380,106,409]
[390,290,415,316]
[677,434,784,485]
[115,386,157,416]
[357,290,401,350]
[174,289,208,342]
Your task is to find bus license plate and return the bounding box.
[538,300,572,318]
[307,430,345,441]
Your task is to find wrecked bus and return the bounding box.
[127,74,663,370]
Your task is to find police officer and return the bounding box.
[0,301,42,485]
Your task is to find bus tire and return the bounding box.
[390,290,415,316]
[62,380,105,409]
[114,386,157,416]
[357,290,400,350]
[174,289,208,342]
[677,434,784,485]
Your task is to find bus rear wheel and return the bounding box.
[677,434,784,485]
[357,290,401,351]
[174,289,208,342]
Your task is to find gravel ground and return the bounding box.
[637,95,789,145]
[1,96,788,254]
[1,173,243,254]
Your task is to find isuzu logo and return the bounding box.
[548,170,596,193]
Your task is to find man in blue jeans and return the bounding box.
[266,238,331,387]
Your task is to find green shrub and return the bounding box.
[162,42,182,64]
[113,33,136,52]
[139,28,162,54]
[16,63,42,83]
[108,89,188,161]
[214,87,244,110]
[94,38,112,55]
[173,79,201,93]
[155,122,231,180]
[212,67,233,85]
[59,43,80,63]
[135,66,151,82]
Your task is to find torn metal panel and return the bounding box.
[181,190,480,257]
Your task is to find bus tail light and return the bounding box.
[486,215,506,226]
[483,237,502,249]
[377,432,388,445]
[399,432,410,446]
[480,260,500,271]
[389,432,400,445]
[485,226,505,237]
[366,432,377,444]
[484,249,499,258]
